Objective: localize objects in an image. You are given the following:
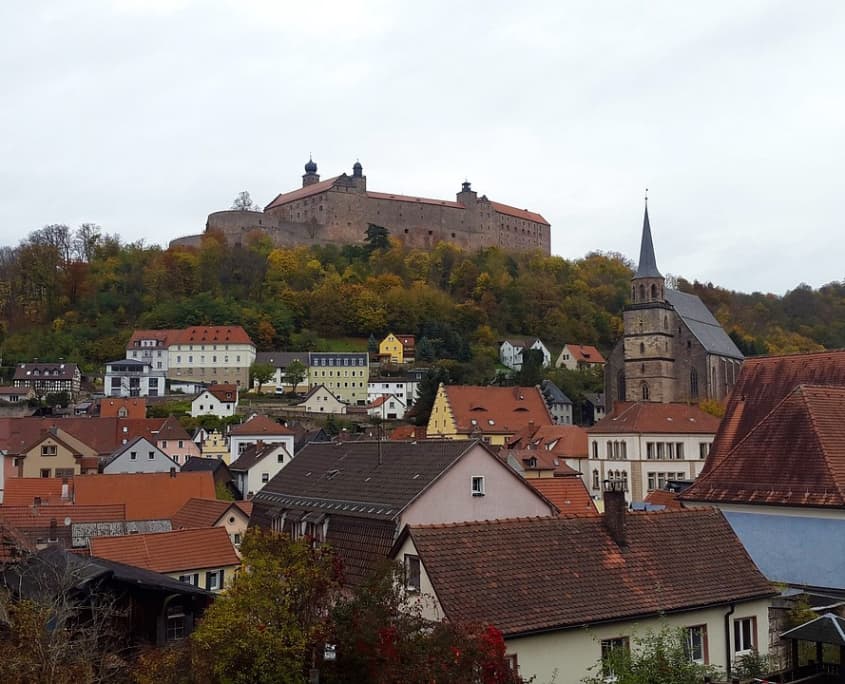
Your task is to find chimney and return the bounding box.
[602,480,627,547]
[61,477,70,501]
[169,467,177,477]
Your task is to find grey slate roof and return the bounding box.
[634,204,662,278]
[182,456,228,474]
[541,380,572,405]
[665,289,744,360]
[252,440,476,520]
[254,351,306,367]
[229,442,288,473]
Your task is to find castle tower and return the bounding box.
[351,160,367,191]
[456,180,477,206]
[302,157,320,187]
[622,196,676,402]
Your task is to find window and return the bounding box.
[261,473,269,483]
[686,625,707,664]
[641,382,649,400]
[179,573,199,586]
[148,451,155,460]
[277,453,284,463]
[601,637,630,678]
[40,468,51,478]
[690,368,699,399]
[404,554,421,592]
[206,570,223,591]
[130,451,137,460]
[699,442,710,459]
[178,440,183,448]
[55,468,74,478]
[733,617,756,654]
[592,469,600,490]
[592,442,598,459]
[41,444,57,457]
[471,476,485,496]
[675,443,684,459]
[233,533,241,546]
[166,609,186,642]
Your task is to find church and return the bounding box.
[604,201,743,410]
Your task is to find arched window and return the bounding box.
[631,285,636,302]
[650,283,657,300]
[690,368,699,400]
[663,315,668,330]
[639,284,645,301]
[639,342,645,354]
[592,469,600,490]
[617,370,626,401]
[641,382,650,401]
[606,442,613,458]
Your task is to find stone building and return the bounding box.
[604,201,743,410]
[172,159,551,253]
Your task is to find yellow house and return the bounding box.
[427,383,554,447]
[379,333,404,364]
[16,428,100,478]
[200,429,230,463]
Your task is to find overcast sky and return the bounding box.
[2,1,843,294]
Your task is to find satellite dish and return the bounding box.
[64,517,72,527]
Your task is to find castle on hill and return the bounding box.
[170,159,551,253]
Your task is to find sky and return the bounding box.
[2,0,844,295]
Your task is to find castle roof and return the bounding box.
[264,176,341,211]
[634,202,662,279]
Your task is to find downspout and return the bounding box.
[724,602,736,680]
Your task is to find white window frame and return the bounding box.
[733,616,756,655]
[404,554,421,592]
[471,475,485,497]
[686,624,707,664]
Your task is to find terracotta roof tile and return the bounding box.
[643,489,683,509]
[589,402,721,435]
[3,478,71,506]
[526,477,597,515]
[207,384,238,403]
[682,384,845,507]
[564,344,605,364]
[405,509,773,636]
[229,414,295,437]
[171,498,236,529]
[489,201,549,225]
[265,176,341,210]
[172,326,253,346]
[508,424,588,459]
[0,504,126,532]
[156,415,192,442]
[90,527,239,574]
[126,329,179,349]
[441,385,554,435]
[73,472,216,520]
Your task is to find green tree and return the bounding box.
[416,335,435,362]
[516,348,545,387]
[190,529,341,684]
[410,367,449,426]
[582,627,720,684]
[367,333,378,353]
[250,362,275,393]
[285,359,307,394]
[364,224,390,253]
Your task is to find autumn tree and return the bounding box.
[250,362,275,393]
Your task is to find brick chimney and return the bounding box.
[602,480,627,547]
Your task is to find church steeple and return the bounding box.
[631,191,665,304]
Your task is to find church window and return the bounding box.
[631,286,636,301]
[639,343,645,354]
[641,382,650,401]
[690,368,699,399]
[639,284,645,301]
[592,469,600,490]
[663,316,668,330]
[650,283,657,299]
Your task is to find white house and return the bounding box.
[229,442,293,499]
[295,385,346,414]
[191,383,238,418]
[367,376,419,407]
[104,359,166,398]
[253,351,309,393]
[391,488,775,684]
[367,394,406,420]
[555,344,606,371]
[227,415,295,464]
[103,436,180,474]
[499,338,551,371]
[586,402,720,503]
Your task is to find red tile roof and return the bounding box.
[489,201,549,225]
[171,498,240,530]
[99,397,146,419]
[508,424,588,459]
[526,477,597,515]
[682,385,845,507]
[264,176,341,211]
[3,478,71,506]
[564,344,605,364]
[589,402,721,435]
[402,508,773,636]
[73,472,216,520]
[0,504,126,531]
[172,326,253,346]
[89,527,240,574]
[701,350,845,476]
[440,385,554,436]
[156,415,191,442]
[207,384,238,403]
[229,415,294,437]
[643,489,683,509]
[126,329,179,349]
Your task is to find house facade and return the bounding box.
[295,385,346,414]
[307,352,369,405]
[499,338,551,371]
[13,362,81,398]
[367,394,406,420]
[540,379,573,425]
[154,416,200,466]
[392,491,774,684]
[555,344,606,371]
[253,351,308,393]
[427,384,554,446]
[103,437,180,474]
[229,442,293,500]
[104,359,165,397]
[191,384,238,418]
[586,402,720,503]
[378,333,415,364]
[14,428,99,478]
[171,497,252,549]
[367,376,419,408]
[0,386,35,404]
[228,415,295,465]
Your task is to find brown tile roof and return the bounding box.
[508,424,588,459]
[403,509,773,636]
[489,201,549,225]
[99,397,146,419]
[172,326,254,346]
[441,385,554,436]
[265,176,341,210]
[156,415,191,442]
[701,350,845,476]
[126,329,179,349]
[388,425,418,440]
[564,344,605,364]
[526,477,597,515]
[207,384,238,403]
[89,527,239,574]
[0,504,126,532]
[13,362,80,382]
[229,414,294,437]
[681,385,845,507]
[252,440,481,520]
[326,516,397,587]
[3,478,71,506]
[73,472,216,520]
[643,488,683,509]
[589,402,721,435]
[171,498,237,529]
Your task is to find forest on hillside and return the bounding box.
[0,223,841,383]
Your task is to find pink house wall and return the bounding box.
[401,444,555,526]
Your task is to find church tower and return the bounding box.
[621,196,676,402]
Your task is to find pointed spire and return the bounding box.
[634,189,662,278]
